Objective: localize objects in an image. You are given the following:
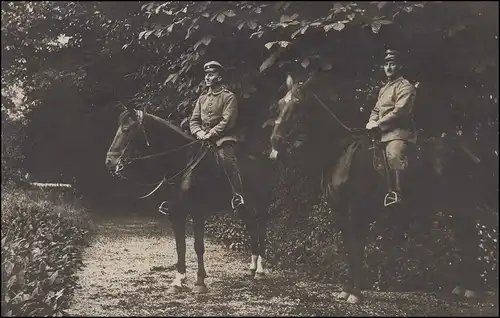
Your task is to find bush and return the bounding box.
[1,187,95,317]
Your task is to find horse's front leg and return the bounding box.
[168,211,188,294]
[193,212,209,293]
[337,205,368,304]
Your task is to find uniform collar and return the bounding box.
[385,76,404,86]
[207,86,225,96]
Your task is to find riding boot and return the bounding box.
[392,170,404,203]
[224,161,245,210]
[218,142,245,210]
[384,170,405,207]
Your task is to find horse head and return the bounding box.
[269,73,316,160]
[105,105,145,177]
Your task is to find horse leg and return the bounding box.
[192,212,208,293]
[255,211,269,280]
[338,205,368,304]
[238,206,262,279]
[168,209,188,294]
[450,213,483,299]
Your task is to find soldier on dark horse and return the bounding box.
[268,49,488,303]
[106,60,271,294]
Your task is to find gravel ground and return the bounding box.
[66,215,498,317]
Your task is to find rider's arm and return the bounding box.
[376,82,416,131]
[209,93,238,137]
[189,97,203,135]
[367,103,380,124]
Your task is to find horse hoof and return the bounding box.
[254,272,266,281]
[337,291,350,300]
[246,269,256,278]
[464,289,479,299]
[193,284,208,294]
[346,293,362,304]
[168,285,183,294]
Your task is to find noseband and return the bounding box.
[107,110,147,179]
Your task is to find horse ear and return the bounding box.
[286,74,294,90]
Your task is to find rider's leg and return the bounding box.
[217,141,244,209]
[385,139,409,204]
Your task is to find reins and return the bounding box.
[310,91,365,134]
[110,109,204,198]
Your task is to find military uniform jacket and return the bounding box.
[190,86,239,146]
[368,76,418,143]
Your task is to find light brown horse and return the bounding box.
[105,107,273,293]
[268,74,489,303]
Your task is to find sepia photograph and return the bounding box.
[1,1,498,316]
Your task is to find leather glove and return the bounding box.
[366,121,379,130]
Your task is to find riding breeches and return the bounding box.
[215,141,243,195]
[180,141,243,195]
[384,139,409,171]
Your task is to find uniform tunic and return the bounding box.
[368,76,417,170]
[190,87,239,147]
[368,76,417,144]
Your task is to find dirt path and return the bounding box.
[66,215,498,316]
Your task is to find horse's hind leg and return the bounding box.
[255,210,269,280]
[168,212,188,294]
[238,206,262,279]
[193,213,208,293]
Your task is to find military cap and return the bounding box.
[384,49,401,63]
[204,60,225,72]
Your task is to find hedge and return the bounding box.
[1,187,95,317]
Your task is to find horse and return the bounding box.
[267,73,489,304]
[105,106,273,293]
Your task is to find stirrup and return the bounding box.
[158,201,170,215]
[384,191,402,207]
[231,193,244,210]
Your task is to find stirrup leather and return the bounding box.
[384,191,402,207]
[231,193,244,210]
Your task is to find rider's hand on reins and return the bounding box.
[366,126,382,143]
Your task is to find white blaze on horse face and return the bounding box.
[171,272,186,287]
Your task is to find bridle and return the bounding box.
[107,109,203,198]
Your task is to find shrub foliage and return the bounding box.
[1,188,95,317]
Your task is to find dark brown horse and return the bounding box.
[105,107,273,293]
[268,74,488,303]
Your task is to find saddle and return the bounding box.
[370,140,419,177]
